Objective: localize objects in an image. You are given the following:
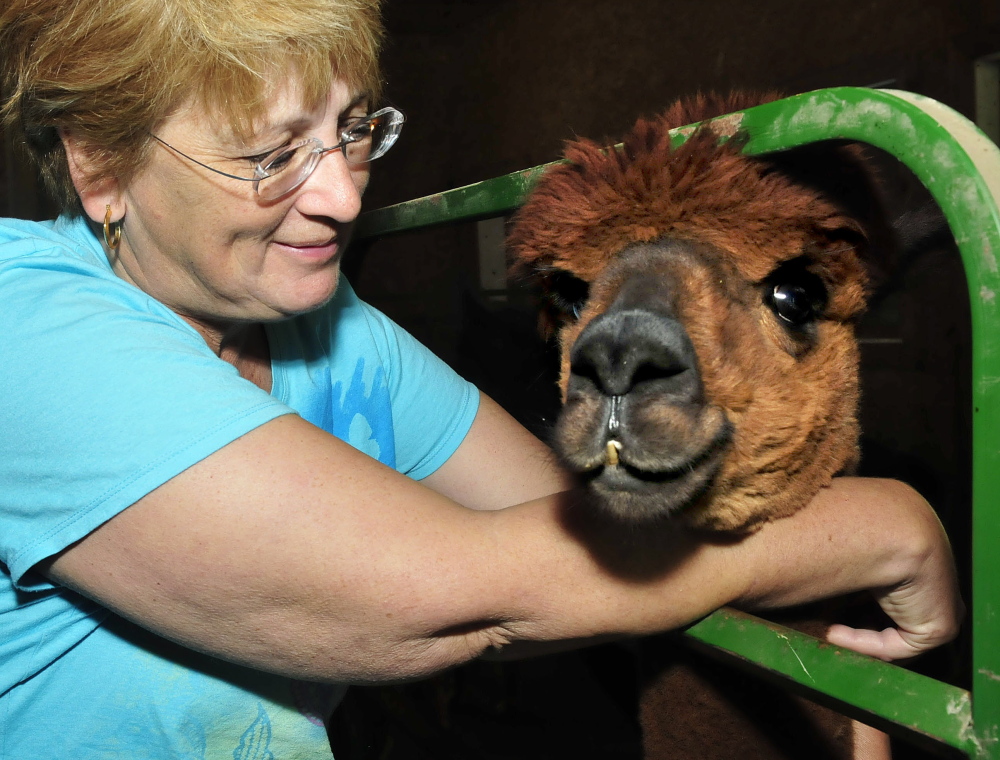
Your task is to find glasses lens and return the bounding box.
[343,108,405,164]
[251,109,405,198]
[256,139,321,200]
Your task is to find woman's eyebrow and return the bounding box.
[228,92,374,149]
[340,92,371,115]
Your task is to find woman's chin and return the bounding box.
[259,270,342,320]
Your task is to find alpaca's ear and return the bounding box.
[816,214,870,247]
[765,142,888,237]
[808,216,874,321]
[770,139,896,285]
[528,276,571,342]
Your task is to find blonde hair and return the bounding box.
[0,0,384,213]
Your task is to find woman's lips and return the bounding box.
[275,239,339,262]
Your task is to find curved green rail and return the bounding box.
[356,87,1000,757]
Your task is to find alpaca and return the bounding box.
[507,92,890,759]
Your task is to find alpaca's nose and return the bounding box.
[568,308,702,401]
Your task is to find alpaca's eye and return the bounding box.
[547,271,590,320]
[764,264,827,326]
[770,283,819,324]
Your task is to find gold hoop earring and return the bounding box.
[103,205,122,250]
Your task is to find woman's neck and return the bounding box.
[186,317,273,393]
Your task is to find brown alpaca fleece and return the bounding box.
[507,92,872,532]
[507,92,887,759]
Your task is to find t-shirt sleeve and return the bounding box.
[0,249,294,589]
[357,301,480,480]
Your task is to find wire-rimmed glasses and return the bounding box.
[149,106,405,200]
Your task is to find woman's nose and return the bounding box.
[294,148,365,221]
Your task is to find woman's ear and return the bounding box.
[60,129,124,223]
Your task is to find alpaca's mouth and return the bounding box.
[569,421,732,522]
[591,460,700,495]
[587,434,724,488]
[593,439,719,486]
[553,378,735,521]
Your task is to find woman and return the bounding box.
[0,0,960,757]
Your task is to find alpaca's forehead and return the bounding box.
[516,134,848,283]
[545,223,817,287]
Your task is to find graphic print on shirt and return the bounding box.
[331,357,396,469]
[233,703,274,760]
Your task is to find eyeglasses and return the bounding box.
[149,106,405,200]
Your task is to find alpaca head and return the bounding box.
[508,95,878,532]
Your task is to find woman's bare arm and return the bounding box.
[420,394,574,510]
[41,395,961,683]
[426,395,961,662]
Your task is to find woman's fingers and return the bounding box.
[826,624,924,661]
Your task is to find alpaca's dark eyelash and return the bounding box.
[546,271,590,319]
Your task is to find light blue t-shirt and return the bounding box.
[0,215,479,759]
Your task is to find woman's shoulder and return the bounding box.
[0,215,107,270]
[0,214,192,337]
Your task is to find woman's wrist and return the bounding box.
[731,477,961,658]
[734,478,942,607]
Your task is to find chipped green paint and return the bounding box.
[686,609,978,755]
[355,87,1000,758]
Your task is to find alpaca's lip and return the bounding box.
[559,398,732,478]
[586,434,725,489]
[559,407,733,522]
[575,438,729,522]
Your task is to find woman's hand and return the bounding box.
[826,509,964,661]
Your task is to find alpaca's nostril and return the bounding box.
[628,357,688,388]
[569,354,604,392]
[569,308,701,400]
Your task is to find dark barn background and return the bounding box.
[4,0,999,757]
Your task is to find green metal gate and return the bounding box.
[354,87,1000,758]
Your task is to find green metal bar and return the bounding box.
[355,87,1000,757]
[686,608,977,755]
[355,164,555,239]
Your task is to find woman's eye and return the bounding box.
[243,141,290,167]
[245,150,274,167]
[343,119,374,142]
[546,271,590,320]
[339,113,369,135]
[261,149,296,173]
